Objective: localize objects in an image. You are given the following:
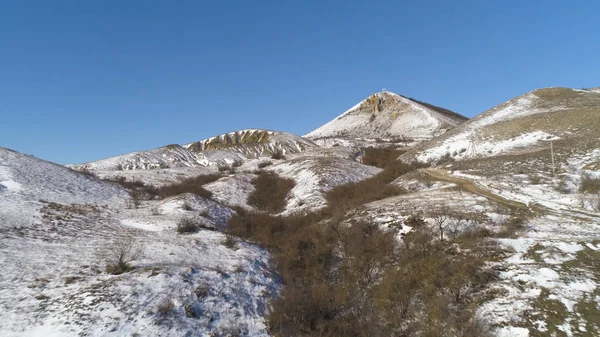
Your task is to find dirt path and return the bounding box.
[421,168,547,214]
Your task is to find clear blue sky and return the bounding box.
[1,1,599,164]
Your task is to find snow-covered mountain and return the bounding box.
[400,87,600,164]
[304,91,467,142]
[74,129,317,171]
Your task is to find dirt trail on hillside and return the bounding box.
[422,168,600,221]
[422,168,547,214]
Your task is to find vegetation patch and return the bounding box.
[579,173,600,193]
[361,146,407,169]
[176,217,210,234]
[324,160,424,215]
[105,174,221,200]
[247,171,295,213]
[229,209,499,336]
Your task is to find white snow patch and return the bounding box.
[495,326,530,337]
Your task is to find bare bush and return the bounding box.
[555,175,572,194]
[130,190,143,209]
[156,298,174,316]
[176,217,200,234]
[247,171,295,213]
[154,174,220,199]
[258,161,273,168]
[430,207,450,241]
[182,202,194,211]
[102,235,145,275]
[271,151,286,160]
[581,193,600,211]
[580,173,600,193]
[150,206,162,215]
[194,283,210,299]
[361,146,407,169]
[221,235,238,250]
[75,165,97,178]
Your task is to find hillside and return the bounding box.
[0,147,279,336]
[401,87,600,165]
[304,91,467,143]
[74,129,317,171]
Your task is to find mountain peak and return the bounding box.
[304,91,467,141]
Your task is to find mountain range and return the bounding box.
[2,87,600,336]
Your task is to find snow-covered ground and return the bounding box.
[0,147,279,336]
[439,150,600,336]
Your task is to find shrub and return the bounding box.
[103,235,145,275]
[592,194,600,212]
[184,304,198,318]
[104,176,148,191]
[247,171,295,213]
[176,217,200,234]
[271,151,286,160]
[529,174,542,185]
[258,161,273,168]
[130,190,143,209]
[156,298,174,316]
[221,235,238,250]
[555,175,571,194]
[154,174,220,199]
[194,284,210,299]
[580,173,600,193]
[150,206,162,215]
[361,146,407,169]
[75,165,97,178]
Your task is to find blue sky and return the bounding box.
[1,1,599,164]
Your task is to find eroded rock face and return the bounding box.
[184,129,317,157]
[185,129,274,152]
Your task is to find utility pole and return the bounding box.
[550,141,555,174]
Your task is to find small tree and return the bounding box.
[431,207,450,241]
[103,234,145,274]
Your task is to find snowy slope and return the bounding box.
[0,147,279,336]
[402,87,600,164]
[269,156,381,213]
[304,91,467,141]
[0,147,128,226]
[74,129,317,171]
